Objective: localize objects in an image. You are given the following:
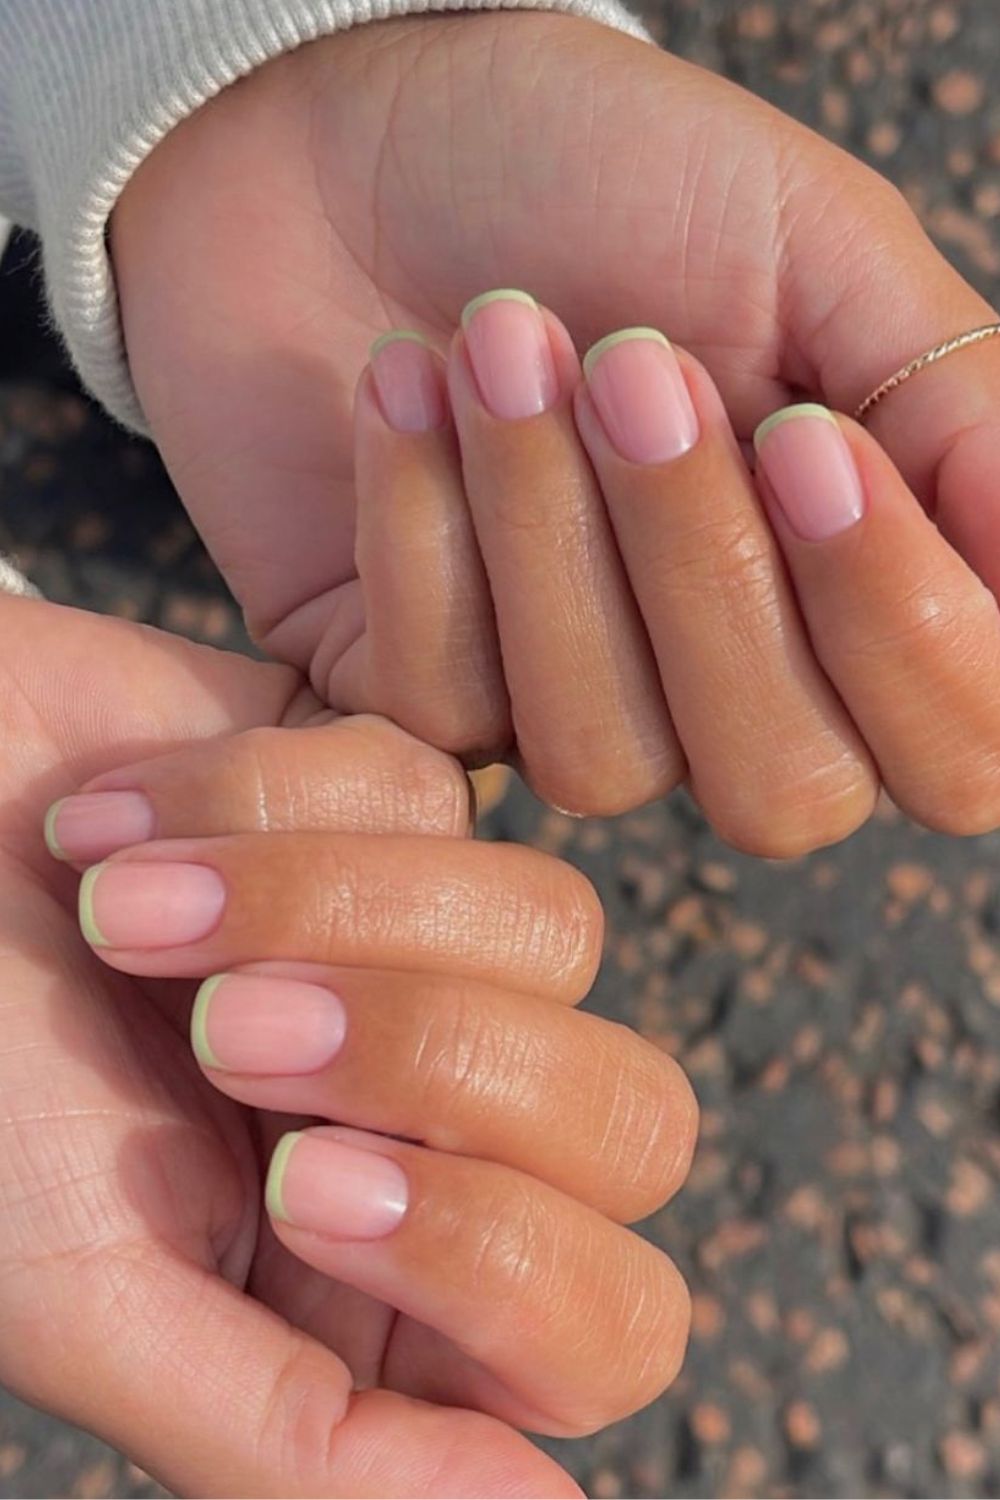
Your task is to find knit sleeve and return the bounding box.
[0,0,652,434]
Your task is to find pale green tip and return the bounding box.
[44,800,67,861]
[190,975,227,1070]
[78,864,108,947]
[582,327,671,382]
[753,402,837,453]
[370,329,431,360]
[461,288,537,329]
[266,1132,304,1224]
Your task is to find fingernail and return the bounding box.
[191,974,347,1074]
[370,331,448,432]
[461,289,558,420]
[266,1131,408,1240]
[45,791,155,863]
[753,404,865,540]
[79,861,226,949]
[583,328,699,464]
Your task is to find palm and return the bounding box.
[0,599,403,1438]
[116,10,918,677]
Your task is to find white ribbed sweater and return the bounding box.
[0,0,651,436]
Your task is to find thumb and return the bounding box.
[783,168,1000,596]
[26,1249,579,1498]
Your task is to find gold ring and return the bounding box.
[854,321,1000,422]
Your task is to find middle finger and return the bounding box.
[576,329,878,856]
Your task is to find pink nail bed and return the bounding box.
[584,330,699,464]
[268,1132,409,1240]
[370,333,448,432]
[46,791,155,862]
[80,861,226,949]
[753,406,865,541]
[462,291,559,421]
[192,974,347,1075]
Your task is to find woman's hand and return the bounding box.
[111,10,1000,822]
[2,592,695,1497]
[322,302,1000,850]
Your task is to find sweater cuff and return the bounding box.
[0,0,652,435]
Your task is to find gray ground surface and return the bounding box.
[3,1,1000,1495]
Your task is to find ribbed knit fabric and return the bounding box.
[0,0,652,436]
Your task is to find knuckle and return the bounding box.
[653,515,776,610]
[705,756,877,860]
[530,743,684,820]
[542,863,606,998]
[411,994,510,1132]
[903,756,1000,837]
[843,577,993,673]
[393,694,512,766]
[560,1252,692,1435]
[494,845,605,996]
[468,1177,555,1314]
[255,1338,350,1484]
[594,1029,699,1220]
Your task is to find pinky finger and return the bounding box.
[327,335,511,763]
[754,404,1000,834]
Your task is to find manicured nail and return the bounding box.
[44,791,155,863]
[753,404,865,541]
[583,328,699,464]
[461,289,558,420]
[370,330,448,432]
[79,861,226,949]
[266,1131,409,1240]
[191,974,347,1074]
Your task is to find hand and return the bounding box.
[110,11,1000,817]
[277,299,1000,851]
[1,592,695,1497]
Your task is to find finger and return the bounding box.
[575,330,877,857]
[188,965,697,1222]
[266,1125,690,1437]
[13,1249,577,1498]
[44,717,473,865]
[783,166,1000,599]
[754,404,1000,834]
[326,341,512,761]
[448,290,683,816]
[77,832,604,998]
[0,863,579,1498]
[0,596,316,836]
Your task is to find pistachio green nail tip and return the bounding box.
[190,975,227,1070]
[266,1131,305,1224]
[43,800,66,860]
[582,327,671,382]
[461,288,538,329]
[370,329,431,360]
[78,864,109,947]
[753,402,837,453]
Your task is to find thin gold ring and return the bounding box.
[854,321,1000,422]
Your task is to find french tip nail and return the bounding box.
[460,288,538,330]
[369,329,432,360]
[753,402,838,454]
[78,864,109,947]
[582,326,672,382]
[266,1131,305,1223]
[43,800,67,860]
[190,975,227,1070]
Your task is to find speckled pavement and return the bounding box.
[3,3,1000,1496]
